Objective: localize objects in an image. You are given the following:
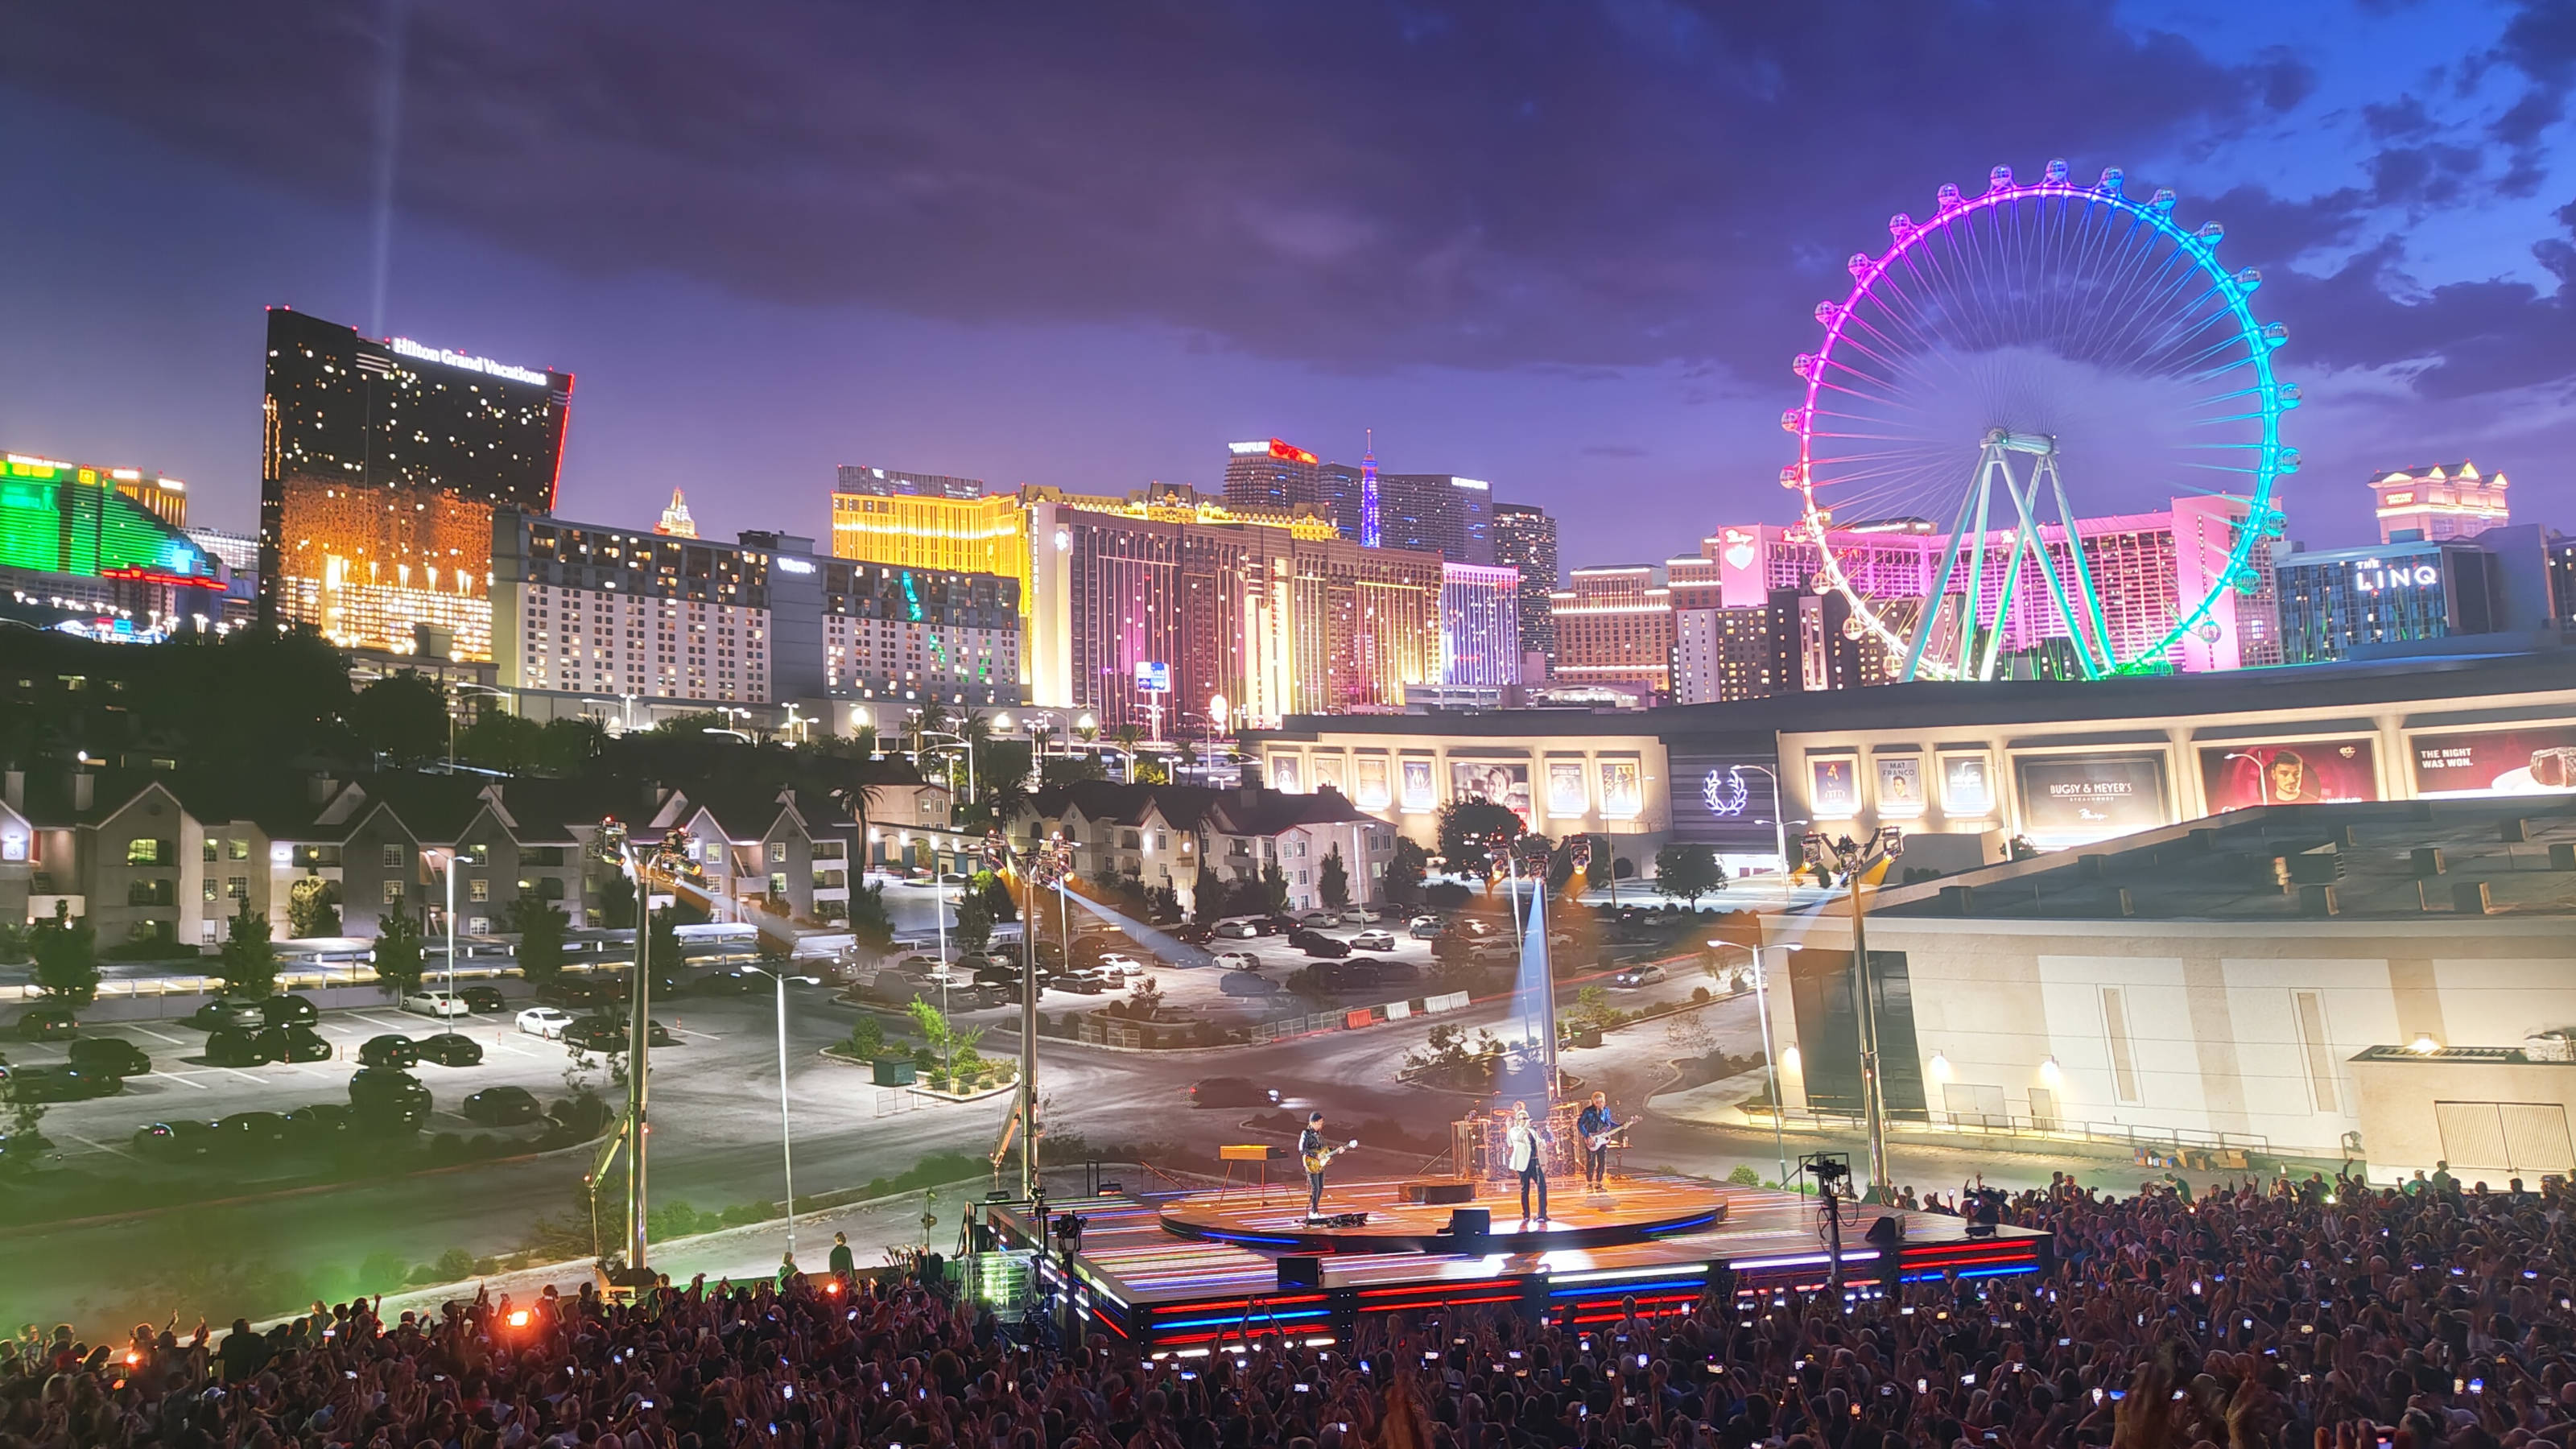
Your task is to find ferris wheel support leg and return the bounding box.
[1962,449,2008,679]
[1977,522,2025,683]
[1903,452,1989,682]
[2042,452,2118,673]
[1995,453,2101,681]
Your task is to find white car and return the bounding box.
[1096,952,1148,979]
[402,989,470,1018]
[1212,950,1263,972]
[1343,906,1383,924]
[516,1006,576,1039]
[1213,921,1261,939]
[1407,916,1444,940]
[1350,929,1397,952]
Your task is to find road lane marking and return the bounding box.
[127,1026,186,1046]
[145,1071,211,1090]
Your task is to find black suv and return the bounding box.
[204,1027,275,1067]
[14,1006,77,1042]
[462,1085,543,1125]
[256,1025,333,1063]
[259,995,319,1027]
[3,1065,121,1101]
[459,985,509,1013]
[184,1000,264,1034]
[346,1068,431,1129]
[414,1034,484,1067]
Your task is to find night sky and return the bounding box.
[2,1,2571,573]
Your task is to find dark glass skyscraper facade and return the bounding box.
[1495,502,1559,670]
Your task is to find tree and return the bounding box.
[287,876,341,939]
[1423,880,1471,911]
[1318,845,1350,909]
[1435,799,1523,890]
[347,671,448,764]
[1385,838,1428,907]
[535,717,608,774]
[1131,758,1170,785]
[508,894,568,988]
[951,881,994,954]
[1188,863,1223,922]
[1653,843,1724,909]
[647,906,687,978]
[594,869,637,930]
[0,1071,45,1178]
[1041,755,1107,786]
[906,998,985,1088]
[847,881,896,960]
[1260,860,1290,914]
[978,869,1018,923]
[28,902,98,1007]
[372,907,425,998]
[457,711,545,772]
[217,898,279,999]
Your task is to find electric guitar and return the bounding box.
[1584,1122,1633,1153]
[1302,1137,1358,1174]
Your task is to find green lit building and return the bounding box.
[0,450,226,622]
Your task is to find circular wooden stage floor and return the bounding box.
[1157,1174,1728,1255]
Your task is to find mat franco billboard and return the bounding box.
[2199,739,2380,812]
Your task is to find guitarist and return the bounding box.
[1576,1090,1621,1189]
[1299,1110,1331,1220]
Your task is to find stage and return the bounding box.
[976,1174,2052,1353]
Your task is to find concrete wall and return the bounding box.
[1763,910,2576,1163]
[2352,1055,2576,1183]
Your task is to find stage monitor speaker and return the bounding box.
[1404,1181,1477,1206]
[1278,1256,1323,1288]
[1446,1207,1492,1238]
[1864,1215,1903,1247]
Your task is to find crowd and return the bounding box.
[0,1166,2570,1449]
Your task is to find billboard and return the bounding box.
[2200,739,2380,812]
[1941,753,1995,816]
[1451,760,1533,822]
[1399,758,1435,811]
[1810,757,1861,819]
[1268,754,1302,793]
[1133,660,1170,692]
[1311,753,1344,795]
[2410,726,2576,798]
[1598,758,1643,819]
[1875,756,1926,818]
[1354,756,1390,811]
[1546,760,1587,816]
[1666,747,1788,852]
[2016,753,2168,842]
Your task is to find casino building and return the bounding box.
[1245,651,2576,872]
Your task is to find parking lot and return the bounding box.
[0,989,755,1169]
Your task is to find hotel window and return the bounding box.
[383,843,407,869]
[384,881,407,906]
[470,878,490,902]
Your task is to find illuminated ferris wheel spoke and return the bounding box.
[1786,160,2293,680]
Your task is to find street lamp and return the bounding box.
[743,963,822,1258]
[1803,828,1905,1201]
[445,683,510,772]
[1735,763,1790,877]
[1710,938,1796,1190]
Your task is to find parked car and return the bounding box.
[400,990,470,1019]
[564,1016,673,1052]
[462,1085,544,1125]
[691,971,759,997]
[1298,935,1352,960]
[132,1120,219,1160]
[1031,940,1067,968]
[346,1068,431,1129]
[1211,951,1262,972]
[216,1111,292,1150]
[258,1025,334,1063]
[1349,929,1397,952]
[1343,906,1384,924]
[459,985,509,1013]
[67,1037,149,1077]
[1212,920,1261,940]
[1219,970,1282,997]
[534,978,603,1009]
[14,1005,78,1042]
[1368,960,1422,985]
[1188,1076,1281,1108]
[970,964,1022,989]
[1168,923,1216,945]
[3,1065,121,1101]
[259,995,319,1027]
[414,1033,484,1067]
[516,1006,576,1039]
[894,956,944,979]
[1095,952,1147,979]
[1296,910,1335,929]
[356,1034,420,1070]
[1612,963,1668,989]
[1471,936,1518,964]
[284,1103,354,1140]
[203,1027,276,1067]
[1407,915,1445,940]
[183,1000,263,1034]
[1046,970,1108,995]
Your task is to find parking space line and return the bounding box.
[66,1133,136,1160]
[128,1026,186,1046]
[145,1071,211,1090]
[215,1066,266,1084]
[667,1026,720,1041]
[349,1013,413,1030]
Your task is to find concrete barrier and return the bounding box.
[1384,1001,1411,1022]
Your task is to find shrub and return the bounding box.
[1692,986,1710,1002]
[1728,1165,1761,1187]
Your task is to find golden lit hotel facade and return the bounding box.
[830,478,1441,728]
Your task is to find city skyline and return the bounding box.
[3,2,2572,578]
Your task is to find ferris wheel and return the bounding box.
[1781,160,2297,680]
